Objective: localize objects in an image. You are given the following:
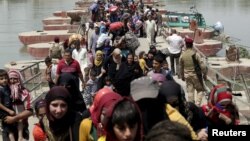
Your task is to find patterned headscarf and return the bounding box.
[90,88,122,137]
[202,84,239,125]
[8,69,28,101]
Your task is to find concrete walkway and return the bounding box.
[1,36,249,141]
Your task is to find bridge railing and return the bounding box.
[18,61,47,103]
[193,46,250,110]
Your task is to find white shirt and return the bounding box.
[166,34,184,54]
[145,20,156,32]
[72,47,88,69]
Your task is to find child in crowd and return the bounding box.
[139,51,150,75]
[8,70,31,141]
[44,56,56,89]
[162,60,173,80]
[103,76,114,90]
[0,69,16,141]
[84,69,103,108]
[103,98,144,141]
[83,66,91,83]
[134,55,139,62]
[32,99,47,141]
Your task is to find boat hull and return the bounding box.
[194,39,223,57]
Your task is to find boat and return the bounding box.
[161,7,223,57]
[164,11,206,28]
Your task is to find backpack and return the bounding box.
[89,3,98,13]
[50,43,61,59]
[109,22,124,32]
[124,31,140,52]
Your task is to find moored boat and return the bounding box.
[164,11,206,28]
[162,8,223,57]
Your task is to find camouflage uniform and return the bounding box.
[179,48,206,105]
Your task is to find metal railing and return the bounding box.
[193,45,250,109]
[18,61,46,103]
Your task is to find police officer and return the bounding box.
[179,37,206,106]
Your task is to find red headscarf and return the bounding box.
[8,69,28,101]
[90,88,122,137]
[201,84,237,125]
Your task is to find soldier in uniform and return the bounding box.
[179,37,206,106]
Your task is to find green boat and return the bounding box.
[164,11,206,28]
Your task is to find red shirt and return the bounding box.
[56,59,82,76]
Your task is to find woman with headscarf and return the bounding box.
[8,69,32,141]
[92,50,106,90]
[159,80,207,141]
[126,53,143,80]
[33,99,47,141]
[103,97,144,141]
[201,84,239,126]
[79,88,122,141]
[34,86,83,141]
[57,73,86,114]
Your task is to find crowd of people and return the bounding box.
[0,0,241,141]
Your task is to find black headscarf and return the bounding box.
[159,81,188,119]
[159,81,207,131]
[57,73,86,113]
[45,86,73,136]
[136,95,169,135]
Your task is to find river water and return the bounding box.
[0,0,250,67]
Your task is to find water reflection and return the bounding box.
[0,0,76,67]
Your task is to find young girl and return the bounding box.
[103,76,114,90]
[103,98,143,141]
[8,69,31,141]
[34,86,83,141]
[84,69,103,108]
[32,99,47,141]
[139,51,149,75]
